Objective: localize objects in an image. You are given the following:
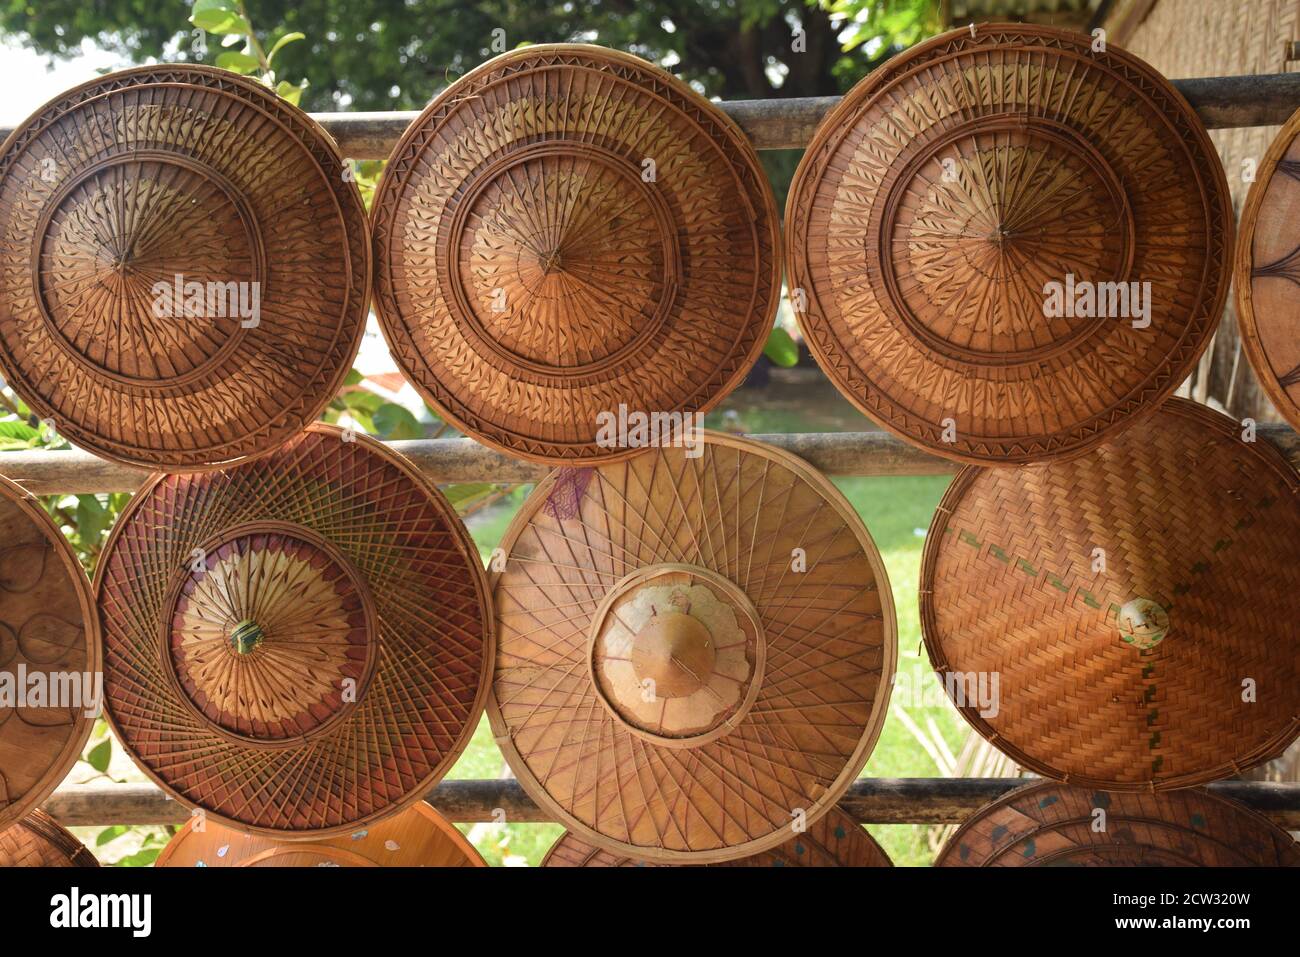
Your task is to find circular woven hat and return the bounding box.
[371,44,781,464]
[0,65,370,470]
[921,398,1300,790]
[786,25,1233,466]
[937,782,1300,866]
[542,808,892,867]
[155,802,485,867]
[1236,104,1300,431]
[0,473,100,832]
[95,424,491,837]
[0,810,98,867]
[488,433,895,862]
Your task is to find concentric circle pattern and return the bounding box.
[0,474,100,832]
[97,425,491,836]
[489,433,895,862]
[937,783,1300,867]
[0,810,99,867]
[787,25,1232,465]
[543,808,893,867]
[1236,105,1300,432]
[921,399,1300,790]
[0,66,370,470]
[372,44,781,463]
[155,802,485,868]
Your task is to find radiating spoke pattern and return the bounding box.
[0,66,369,469]
[489,434,895,862]
[372,45,781,463]
[1236,106,1300,432]
[937,783,1300,867]
[921,400,1300,791]
[0,476,98,833]
[542,807,892,867]
[786,25,1232,465]
[97,426,491,836]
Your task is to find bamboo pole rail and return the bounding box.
[2,424,1296,495]
[1,73,1298,159]
[41,778,1300,828]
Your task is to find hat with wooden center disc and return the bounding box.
[155,802,484,867]
[371,44,781,464]
[786,24,1232,466]
[920,398,1300,790]
[0,473,100,832]
[488,433,895,862]
[0,810,98,867]
[542,808,892,867]
[95,424,491,837]
[0,65,370,470]
[1236,104,1300,432]
[937,782,1300,866]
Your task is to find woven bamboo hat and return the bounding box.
[1236,104,1300,431]
[786,25,1233,466]
[937,782,1300,867]
[543,808,892,867]
[488,433,895,862]
[95,424,491,837]
[0,66,370,471]
[155,802,485,867]
[371,44,781,464]
[920,398,1300,790]
[0,810,98,867]
[0,473,100,832]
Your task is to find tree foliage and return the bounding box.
[4,0,938,109]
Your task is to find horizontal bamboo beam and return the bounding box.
[308,73,1300,158]
[2,424,1295,496]
[41,778,1300,828]
[0,73,1296,159]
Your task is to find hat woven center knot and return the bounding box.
[228,618,264,655]
[631,601,715,699]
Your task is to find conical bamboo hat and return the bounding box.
[371,44,781,464]
[489,433,895,862]
[787,25,1232,465]
[96,425,492,837]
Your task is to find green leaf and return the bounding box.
[215,51,261,75]
[763,327,799,367]
[340,390,383,413]
[274,79,307,106]
[95,825,128,847]
[0,420,40,441]
[372,403,423,440]
[86,738,112,773]
[115,846,162,867]
[267,31,306,64]
[75,495,108,543]
[443,482,494,507]
[191,11,250,35]
[343,368,364,387]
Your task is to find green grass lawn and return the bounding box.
[455,470,964,867]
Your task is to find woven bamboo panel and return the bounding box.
[0,472,100,832]
[542,808,892,867]
[1236,104,1300,431]
[371,44,781,464]
[95,425,491,837]
[937,781,1300,866]
[0,810,98,867]
[488,433,895,862]
[154,802,484,867]
[0,66,370,471]
[921,398,1300,790]
[786,24,1233,465]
